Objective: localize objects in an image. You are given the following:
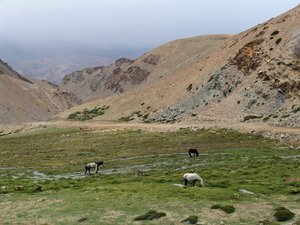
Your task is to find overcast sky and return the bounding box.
[0,0,299,50]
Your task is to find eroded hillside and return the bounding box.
[54,4,300,129]
[0,59,82,124]
[58,35,231,103]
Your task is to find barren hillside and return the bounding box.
[0,59,82,124]
[54,5,300,130]
[58,34,231,103]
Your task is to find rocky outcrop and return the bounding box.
[58,56,155,102]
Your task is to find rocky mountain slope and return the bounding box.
[0,59,82,124]
[54,4,300,129]
[58,34,231,103]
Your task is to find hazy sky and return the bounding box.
[0,0,299,50]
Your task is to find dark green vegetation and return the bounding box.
[181,215,198,224]
[68,105,109,120]
[211,204,235,214]
[133,210,166,221]
[221,205,235,214]
[1,127,300,224]
[273,207,295,221]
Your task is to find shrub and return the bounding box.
[276,38,282,45]
[67,106,109,120]
[143,114,149,120]
[134,210,166,221]
[243,115,263,121]
[187,84,193,92]
[119,116,134,122]
[273,209,295,221]
[78,217,88,222]
[221,205,235,214]
[211,204,222,209]
[292,107,300,114]
[271,30,279,36]
[181,215,198,224]
[281,115,290,119]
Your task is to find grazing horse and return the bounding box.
[85,161,105,175]
[183,173,204,187]
[189,149,199,157]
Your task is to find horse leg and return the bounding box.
[192,180,195,186]
[183,179,188,187]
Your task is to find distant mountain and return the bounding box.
[58,34,231,103]
[54,4,300,128]
[0,59,82,124]
[0,39,149,84]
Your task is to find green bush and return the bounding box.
[181,215,198,224]
[78,217,88,222]
[276,38,282,45]
[119,116,134,122]
[281,115,290,119]
[143,114,149,120]
[67,106,109,120]
[273,209,295,221]
[134,210,166,221]
[211,204,222,209]
[292,107,300,113]
[187,84,193,92]
[221,205,235,214]
[271,30,279,36]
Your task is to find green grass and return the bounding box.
[1,127,300,224]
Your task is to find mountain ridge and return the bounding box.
[53,4,300,129]
[58,34,232,103]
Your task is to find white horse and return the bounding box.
[85,161,105,175]
[183,173,204,187]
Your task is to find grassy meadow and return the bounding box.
[1,127,300,224]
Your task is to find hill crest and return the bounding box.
[54,4,300,129]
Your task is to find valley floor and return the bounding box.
[2,120,300,146]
